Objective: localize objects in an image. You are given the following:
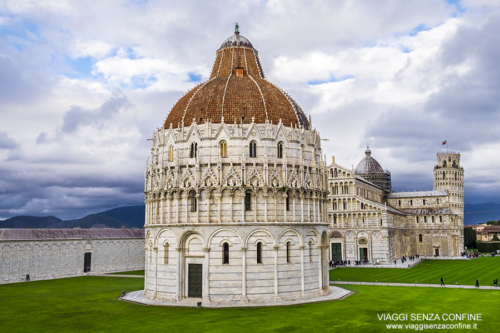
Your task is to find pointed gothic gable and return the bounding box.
[246,166,264,187]
[269,167,284,187]
[201,167,218,187]
[223,167,242,186]
[181,168,196,188]
[287,169,300,188]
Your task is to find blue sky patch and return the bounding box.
[64,56,94,78]
[188,72,202,82]
[308,75,353,85]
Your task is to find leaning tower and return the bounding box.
[433,152,464,226]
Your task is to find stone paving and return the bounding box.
[120,286,354,308]
[330,281,500,290]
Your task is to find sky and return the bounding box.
[1,0,500,219]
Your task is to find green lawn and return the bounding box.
[109,269,145,275]
[330,257,500,286]
[0,276,497,332]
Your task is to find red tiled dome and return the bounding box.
[164,30,309,129]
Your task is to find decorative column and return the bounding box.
[293,196,296,222]
[160,196,164,224]
[312,197,316,223]
[217,192,222,223]
[241,194,245,222]
[308,196,311,222]
[175,193,180,223]
[317,245,323,292]
[152,247,158,299]
[207,192,210,223]
[283,193,287,222]
[203,247,210,303]
[230,194,234,222]
[175,247,182,301]
[196,194,200,222]
[274,245,280,300]
[300,245,305,298]
[168,196,172,223]
[274,195,277,222]
[185,192,189,223]
[241,247,248,302]
[253,193,257,222]
[264,193,268,222]
[301,196,304,222]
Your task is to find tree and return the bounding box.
[492,233,500,241]
[464,227,477,249]
[486,220,499,225]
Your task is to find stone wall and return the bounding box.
[0,233,144,283]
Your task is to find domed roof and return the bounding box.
[355,147,385,174]
[220,35,253,49]
[164,26,309,130]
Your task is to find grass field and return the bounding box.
[330,257,500,286]
[110,269,145,275]
[0,275,497,332]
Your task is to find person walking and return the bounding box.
[441,277,445,286]
[475,279,479,288]
[494,278,498,287]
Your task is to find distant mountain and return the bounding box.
[0,205,145,229]
[464,202,500,225]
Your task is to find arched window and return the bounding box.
[448,157,451,162]
[424,216,427,223]
[309,241,313,261]
[249,141,257,158]
[286,242,291,263]
[189,191,197,212]
[437,199,440,204]
[416,216,419,223]
[333,202,337,210]
[334,169,338,177]
[439,215,442,223]
[257,242,262,264]
[190,142,198,158]
[164,243,169,264]
[168,146,174,162]
[455,172,457,180]
[410,200,413,206]
[431,216,435,223]
[423,199,426,205]
[245,191,252,211]
[220,140,227,158]
[443,171,445,180]
[398,200,401,206]
[419,234,423,242]
[360,203,364,209]
[285,192,290,211]
[277,142,283,158]
[222,243,229,264]
[333,215,337,224]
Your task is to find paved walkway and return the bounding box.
[329,256,469,270]
[330,280,500,290]
[99,274,144,278]
[121,286,353,308]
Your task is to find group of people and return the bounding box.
[329,260,349,268]
[440,277,498,288]
[393,255,419,265]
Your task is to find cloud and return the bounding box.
[0,132,19,150]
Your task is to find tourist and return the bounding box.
[441,277,445,286]
[475,279,479,288]
[494,278,497,287]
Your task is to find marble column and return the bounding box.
[203,247,210,303]
[274,245,279,299]
[300,245,305,298]
[241,247,248,302]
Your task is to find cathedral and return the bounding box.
[327,149,464,263]
[141,26,464,305]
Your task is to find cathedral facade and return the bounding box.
[327,149,464,263]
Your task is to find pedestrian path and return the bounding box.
[329,280,500,290]
[121,286,354,308]
[99,274,144,278]
[329,256,469,270]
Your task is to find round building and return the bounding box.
[142,26,330,304]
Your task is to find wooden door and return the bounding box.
[188,264,202,298]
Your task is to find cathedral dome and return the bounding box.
[164,27,309,130]
[355,147,385,174]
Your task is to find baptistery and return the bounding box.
[143,25,330,304]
